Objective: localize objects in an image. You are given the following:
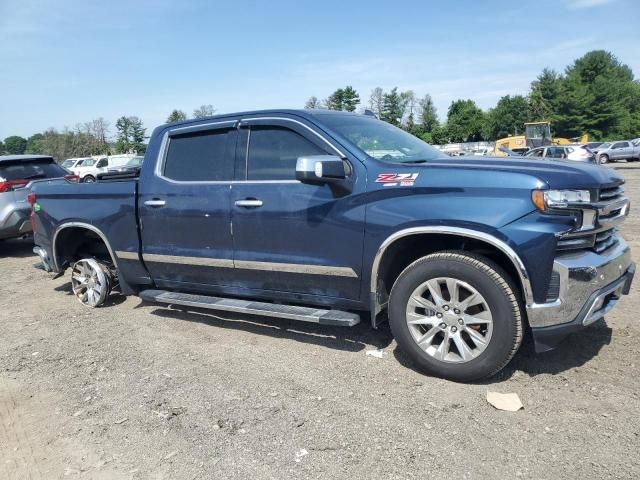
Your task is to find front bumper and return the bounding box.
[526,237,634,351]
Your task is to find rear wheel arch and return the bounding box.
[52,223,118,272]
[370,227,533,326]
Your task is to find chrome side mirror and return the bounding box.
[295,155,347,184]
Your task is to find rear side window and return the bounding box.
[164,129,233,181]
[0,159,66,180]
[247,126,326,180]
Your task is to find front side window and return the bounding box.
[246,126,327,180]
[96,159,107,168]
[612,142,628,149]
[164,129,232,181]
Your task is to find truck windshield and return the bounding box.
[317,114,446,163]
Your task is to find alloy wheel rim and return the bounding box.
[71,259,108,307]
[405,277,493,364]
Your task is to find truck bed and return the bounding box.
[31,179,140,270]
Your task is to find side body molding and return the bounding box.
[369,226,534,327]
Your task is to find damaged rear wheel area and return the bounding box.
[70,258,114,307]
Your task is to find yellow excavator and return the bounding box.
[493,121,588,157]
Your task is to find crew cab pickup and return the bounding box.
[30,110,634,381]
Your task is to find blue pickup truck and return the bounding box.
[30,110,634,381]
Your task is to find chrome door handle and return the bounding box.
[144,199,166,207]
[234,199,263,208]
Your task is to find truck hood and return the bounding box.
[426,156,623,189]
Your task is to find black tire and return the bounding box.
[388,251,523,382]
[83,175,96,183]
[599,154,609,164]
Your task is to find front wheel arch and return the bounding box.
[370,229,532,326]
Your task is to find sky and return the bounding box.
[1,0,639,139]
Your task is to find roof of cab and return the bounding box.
[162,108,364,129]
[0,154,54,163]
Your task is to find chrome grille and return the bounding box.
[594,228,619,253]
[557,227,619,254]
[599,185,624,201]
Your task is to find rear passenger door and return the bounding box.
[138,121,237,291]
[229,117,365,301]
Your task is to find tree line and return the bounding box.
[1,116,146,161]
[0,104,217,162]
[2,50,638,161]
[305,50,640,144]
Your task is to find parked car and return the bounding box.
[1,155,77,240]
[30,110,634,382]
[97,156,144,180]
[524,145,595,163]
[497,146,523,157]
[593,141,640,164]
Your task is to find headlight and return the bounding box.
[531,189,591,211]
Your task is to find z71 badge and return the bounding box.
[376,173,419,187]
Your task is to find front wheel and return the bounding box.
[71,258,113,307]
[388,251,523,382]
[83,175,96,183]
[599,154,609,164]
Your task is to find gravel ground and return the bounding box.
[1,163,640,480]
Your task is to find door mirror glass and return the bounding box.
[296,155,346,184]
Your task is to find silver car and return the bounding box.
[0,155,73,240]
[524,145,596,163]
[593,141,640,164]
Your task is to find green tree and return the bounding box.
[325,89,343,110]
[554,50,640,139]
[193,104,216,118]
[380,87,404,126]
[115,116,146,154]
[528,68,561,121]
[418,94,439,132]
[3,136,27,154]
[25,133,44,154]
[446,99,486,142]
[166,109,187,123]
[484,95,529,140]
[341,86,360,112]
[430,124,450,145]
[324,86,360,112]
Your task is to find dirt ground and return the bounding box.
[1,164,639,480]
